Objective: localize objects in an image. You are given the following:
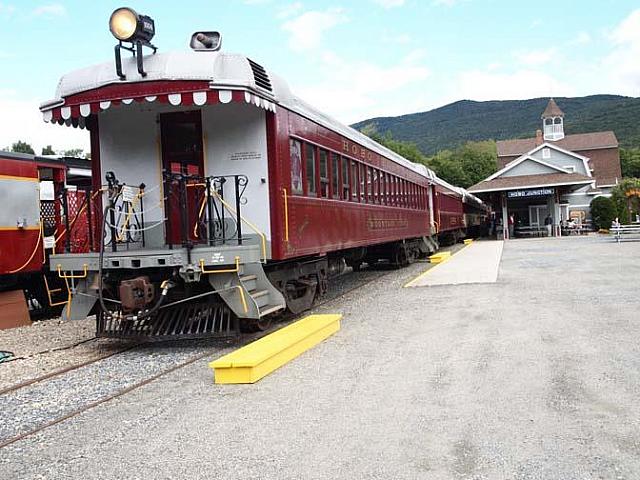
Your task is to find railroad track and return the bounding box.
[0,268,389,450]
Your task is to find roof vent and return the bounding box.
[248,59,273,94]
[190,31,222,51]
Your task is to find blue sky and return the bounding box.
[0,0,639,152]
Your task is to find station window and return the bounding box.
[342,157,350,200]
[319,149,329,198]
[290,139,303,195]
[331,153,340,199]
[305,143,316,196]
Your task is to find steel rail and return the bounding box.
[0,268,389,450]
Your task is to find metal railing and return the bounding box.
[52,171,262,257]
[163,172,252,254]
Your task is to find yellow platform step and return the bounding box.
[463,239,474,245]
[429,251,451,264]
[209,314,342,384]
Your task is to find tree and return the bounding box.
[590,196,617,230]
[61,148,84,158]
[10,140,35,154]
[611,178,640,224]
[620,148,640,178]
[41,145,56,155]
[361,130,498,188]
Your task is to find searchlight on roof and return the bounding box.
[109,7,157,80]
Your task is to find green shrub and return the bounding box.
[590,196,617,230]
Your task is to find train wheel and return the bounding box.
[283,278,318,314]
[240,315,272,333]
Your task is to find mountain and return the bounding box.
[352,95,640,155]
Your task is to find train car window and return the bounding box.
[381,172,387,205]
[390,176,396,206]
[366,167,373,203]
[409,183,416,208]
[394,177,399,206]
[402,180,407,207]
[331,153,340,199]
[372,169,379,203]
[351,161,359,202]
[319,149,329,198]
[38,167,55,181]
[342,157,350,200]
[305,143,316,196]
[359,163,366,202]
[290,139,303,195]
[412,184,417,209]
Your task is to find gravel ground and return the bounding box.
[0,241,463,394]
[0,317,125,392]
[0,260,407,447]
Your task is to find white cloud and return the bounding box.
[33,3,66,16]
[0,3,16,15]
[514,48,557,67]
[603,9,640,96]
[292,49,430,123]
[453,69,574,102]
[432,0,459,6]
[373,0,405,8]
[570,31,591,46]
[276,2,303,19]
[0,93,89,154]
[282,8,346,52]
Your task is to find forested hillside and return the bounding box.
[353,95,640,155]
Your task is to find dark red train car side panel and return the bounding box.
[268,108,433,260]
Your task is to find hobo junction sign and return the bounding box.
[507,188,555,199]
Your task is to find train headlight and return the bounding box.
[109,7,155,43]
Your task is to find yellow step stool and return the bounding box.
[428,251,451,264]
[463,239,473,245]
[209,314,341,384]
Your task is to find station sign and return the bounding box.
[507,187,554,199]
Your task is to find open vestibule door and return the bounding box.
[160,110,206,246]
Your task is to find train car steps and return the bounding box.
[208,262,286,320]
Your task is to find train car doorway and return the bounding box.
[160,110,205,246]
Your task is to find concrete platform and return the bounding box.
[406,240,504,287]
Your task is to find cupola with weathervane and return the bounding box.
[542,98,565,141]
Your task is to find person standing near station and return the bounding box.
[508,213,515,239]
[544,214,553,237]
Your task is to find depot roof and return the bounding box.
[468,172,594,194]
[497,131,619,157]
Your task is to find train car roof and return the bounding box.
[0,150,90,171]
[42,50,438,182]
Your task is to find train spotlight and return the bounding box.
[109,7,155,43]
[110,7,157,80]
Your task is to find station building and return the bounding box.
[468,99,622,238]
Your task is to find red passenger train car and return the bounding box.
[0,151,92,325]
[39,8,484,338]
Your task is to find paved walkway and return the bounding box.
[406,240,504,287]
